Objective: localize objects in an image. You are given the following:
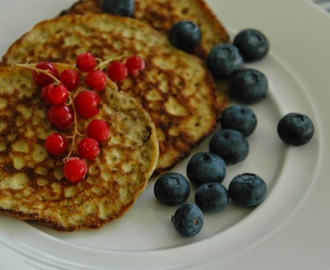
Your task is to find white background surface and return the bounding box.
[0,0,330,269]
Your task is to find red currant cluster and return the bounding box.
[26,52,145,183]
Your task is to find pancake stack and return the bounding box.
[2,13,222,174]
[0,0,230,231]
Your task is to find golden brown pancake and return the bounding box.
[2,14,223,174]
[0,64,158,231]
[60,0,230,59]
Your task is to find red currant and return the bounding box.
[87,119,111,143]
[59,69,80,91]
[76,52,97,73]
[85,70,107,91]
[47,83,69,105]
[45,133,68,156]
[32,62,59,87]
[126,55,145,76]
[41,84,53,107]
[63,157,88,183]
[78,137,100,160]
[107,61,128,82]
[47,105,74,130]
[74,90,101,118]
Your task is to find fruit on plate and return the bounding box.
[277,113,315,146]
[209,129,249,165]
[171,203,204,237]
[186,152,226,187]
[195,182,230,213]
[169,20,202,53]
[233,28,270,63]
[101,0,135,17]
[154,173,190,206]
[230,68,268,104]
[220,105,257,137]
[207,44,244,78]
[228,173,267,207]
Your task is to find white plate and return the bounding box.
[1,0,330,269]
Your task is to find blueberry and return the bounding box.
[101,0,135,17]
[171,203,204,237]
[207,44,244,78]
[169,20,202,53]
[220,105,257,137]
[277,113,314,146]
[233,29,269,62]
[228,173,267,207]
[230,68,268,104]
[195,182,230,213]
[154,173,190,206]
[186,152,226,187]
[209,129,249,165]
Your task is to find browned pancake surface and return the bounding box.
[0,64,158,231]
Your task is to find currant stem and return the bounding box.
[15,63,62,84]
[107,79,119,91]
[95,54,127,70]
[63,95,83,162]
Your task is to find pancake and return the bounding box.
[0,64,159,231]
[2,14,223,174]
[60,0,230,59]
